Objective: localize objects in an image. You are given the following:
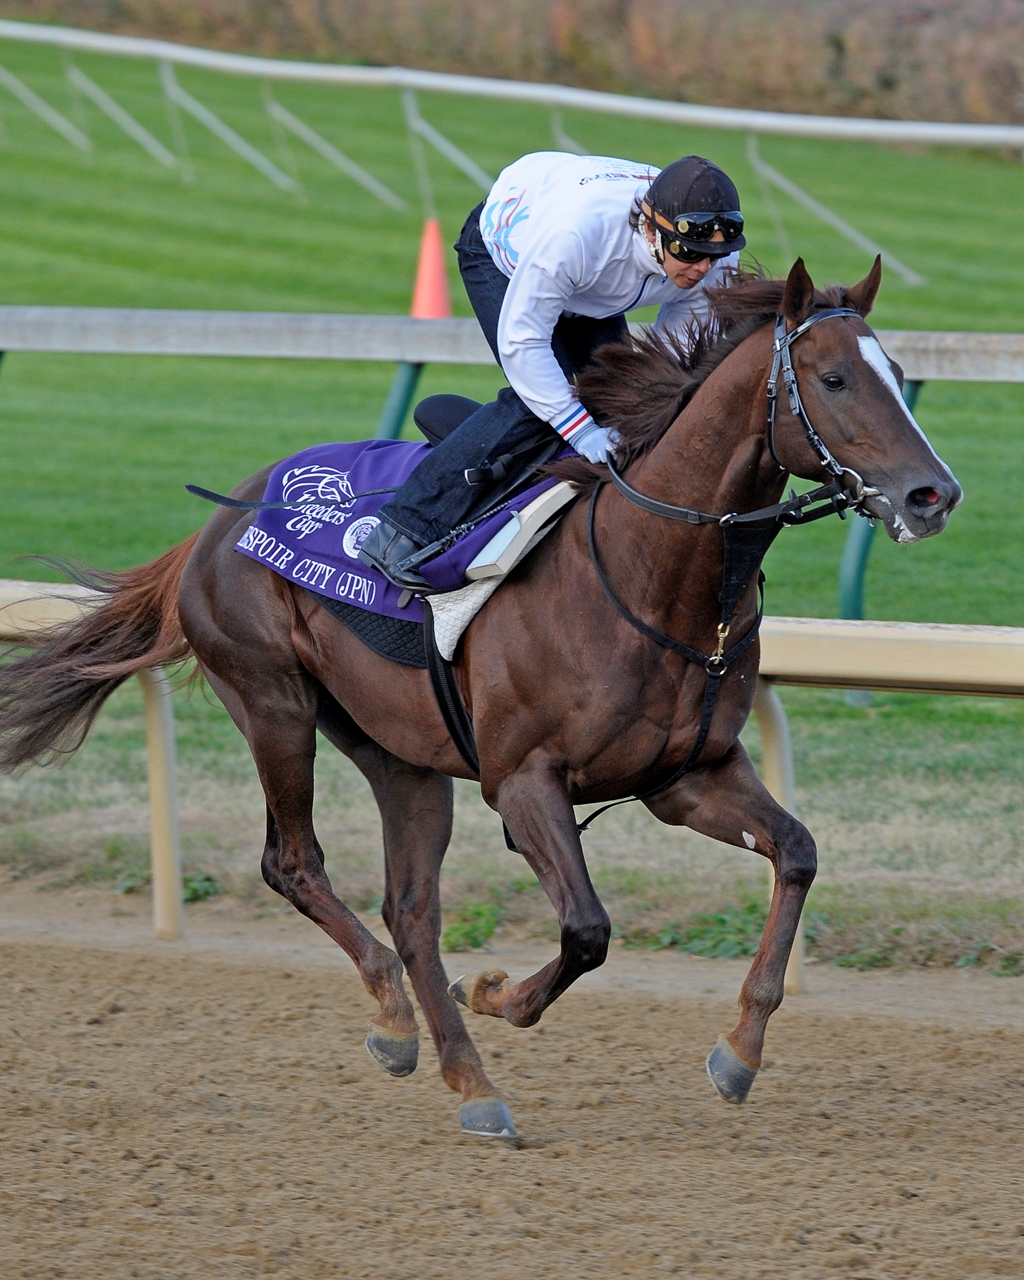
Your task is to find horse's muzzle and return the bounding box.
[904,474,963,534]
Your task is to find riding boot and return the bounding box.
[357,520,431,590]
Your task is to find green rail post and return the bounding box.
[837,379,923,705]
[375,361,424,439]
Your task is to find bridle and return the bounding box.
[603,306,882,531]
[766,307,882,509]
[579,306,879,829]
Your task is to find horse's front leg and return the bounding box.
[645,741,816,1104]
[449,766,611,1028]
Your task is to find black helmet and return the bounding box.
[641,156,745,260]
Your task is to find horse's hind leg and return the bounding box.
[204,669,421,1075]
[646,741,816,1105]
[321,703,514,1136]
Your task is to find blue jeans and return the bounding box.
[378,203,628,545]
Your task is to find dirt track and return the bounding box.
[3,885,1024,1280]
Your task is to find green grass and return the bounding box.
[1,36,1023,968]
[441,900,502,952]
[0,39,1021,620]
[622,898,769,958]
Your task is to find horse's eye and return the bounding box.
[822,374,845,391]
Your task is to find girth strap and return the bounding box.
[422,602,520,852]
[422,601,480,777]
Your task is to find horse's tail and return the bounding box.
[0,535,198,772]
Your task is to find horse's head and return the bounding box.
[770,257,961,542]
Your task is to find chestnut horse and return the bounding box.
[0,260,960,1138]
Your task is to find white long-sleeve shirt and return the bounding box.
[479,151,739,439]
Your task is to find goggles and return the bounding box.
[666,210,745,243]
[642,201,744,261]
[665,241,729,264]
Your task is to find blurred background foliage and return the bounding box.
[5,0,1024,124]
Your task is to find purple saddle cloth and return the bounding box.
[234,439,558,624]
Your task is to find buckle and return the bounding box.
[710,623,730,672]
[464,452,515,486]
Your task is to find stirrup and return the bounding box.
[357,521,430,591]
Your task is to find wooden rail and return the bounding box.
[760,616,1024,698]
[1,307,1023,382]
[0,307,496,365]
[0,580,183,940]
[755,616,1024,993]
[6,578,1020,975]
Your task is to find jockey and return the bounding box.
[359,151,746,589]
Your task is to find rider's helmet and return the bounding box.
[640,156,746,263]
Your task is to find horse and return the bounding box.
[0,258,961,1138]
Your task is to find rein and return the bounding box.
[577,306,873,831]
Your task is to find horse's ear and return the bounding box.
[845,255,883,317]
[781,258,815,325]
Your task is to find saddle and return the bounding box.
[230,394,576,670]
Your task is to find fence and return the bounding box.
[1,310,1022,966]
[0,579,182,940]
[0,17,1021,295]
[756,619,1024,993]
[6,573,1023,995]
[3,305,1023,610]
[3,306,1024,373]
[4,18,1024,151]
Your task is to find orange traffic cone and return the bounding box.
[410,216,452,319]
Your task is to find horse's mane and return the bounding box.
[550,268,850,487]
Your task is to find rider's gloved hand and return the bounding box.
[562,416,620,464]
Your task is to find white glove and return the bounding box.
[563,418,619,463]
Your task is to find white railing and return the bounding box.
[0,581,182,941]
[3,18,1024,151]
[2,307,1024,382]
[756,620,1024,993]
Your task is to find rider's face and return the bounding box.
[643,219,726,289]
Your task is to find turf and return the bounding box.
[0,34,1022,962]
[0,37,1022,623]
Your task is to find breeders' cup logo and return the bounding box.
[282,466,356,540]
[281,466,355,507]
[343,516,380,560]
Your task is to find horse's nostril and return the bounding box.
[908,486,942,509]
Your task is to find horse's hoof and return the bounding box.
[459,1097,518,1139]
[365,1023,419,1077]
[447,969,512,1017]
[447,975,472,1006]
[706,1035,758,1104]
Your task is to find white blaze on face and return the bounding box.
[856,335,929,443]
[857,333,954,543]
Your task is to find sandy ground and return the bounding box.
[2,884,1024,1280]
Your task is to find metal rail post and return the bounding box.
[837,380,923,706]
[375,361,423,439]
[137,668,183,940]
[753,677,803,993]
